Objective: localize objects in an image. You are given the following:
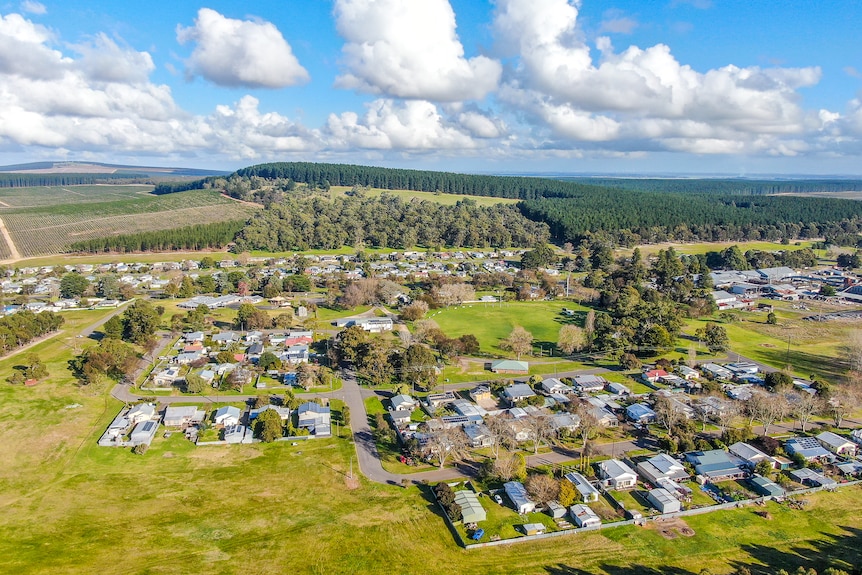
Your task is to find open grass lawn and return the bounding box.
[430,300,592,355]
[683,306,857,380]
[622,240,816,258]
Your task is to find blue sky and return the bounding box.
[1,0,861,175]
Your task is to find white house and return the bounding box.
[564,472,600,503]
[540,377,573,395]
[297,402,331,436]
[214,406,241,427]
[637,453,689,484]
[572,374,606,393]
[569,504,601,528]
[163,406,205,428]
[816,431,858,457]
[127,403,156,425]
[501,383,536,406]
[597,459,638,490]
[503,481,536,514]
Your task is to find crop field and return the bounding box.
[0,184,152,207]
[0,189,257,258]
[329,185,520,207]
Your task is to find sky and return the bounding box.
[1,0,861,175]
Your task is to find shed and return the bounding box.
[647,488,681,513]
[749,475,785,497]
[546,501,567,519]
[489,360,529,374]
[521,523,545,536]
[453,490,486,524]
[569,504,601,528]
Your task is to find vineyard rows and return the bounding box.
[3,190,256,257]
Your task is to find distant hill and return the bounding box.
[0,161,229,178]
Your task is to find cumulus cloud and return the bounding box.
[492,0,834,155]
[72,33,155,84]
[333,0,501,101]
[177,8,309,89]
[599,11,638,35]
[326,99,479,149]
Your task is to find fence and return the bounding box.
[462,479,862,549]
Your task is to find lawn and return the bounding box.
[622,240,816,258]
[330,185,520,207]
[430,300,592,355]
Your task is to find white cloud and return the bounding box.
[19,1,46,15]
[177,8,309,89]
[492,0,833,156]
[333,0,501,101]
[599,10,638,35]
[326,99,479,149]
[72,33,155,84]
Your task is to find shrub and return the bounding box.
[132,444,148,455]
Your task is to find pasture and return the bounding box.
[0,187,257,258]
[429,300,591,355]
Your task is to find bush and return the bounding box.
[132,443,148,455]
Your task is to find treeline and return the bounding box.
[233,194,548,251]
[69,220,247,253]
[0,311,64,354]
[520,192,862,246]
[0,173,148,188]
[233,162,616,200]
[560,177,862,196]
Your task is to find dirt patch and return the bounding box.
[162,452,175,458]
[755,510,773,520]
[344,474,360,490]
[645,517,695,539]
[760,343,776,348]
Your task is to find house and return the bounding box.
[127,403,156,425]
[504,481,536,514]
[637,453,689,485]
[642,369,669,384]
[646,488,681,514]
[249,405,291,421]
[710,290,742,310]
[130,420,158,446]
[789,468,837,488]
[564,472,600,503]
[590,406,619,427]
[816,431,858,457]
[163,406,205,428]
[469,385,492,404]
[212,331,236,345]
[677,365,700,380]
[153,366,180,387]
[729,442,777,470]
[247,342,264,357]
[749,475,785,498]
[489,359,529,374]
[572,374,606,393]
[103,413,130,440]
[389,409,413,426]
[333,317,393,332]
[184,331,205,343]
[853,429,862,446]
[463,423,494,448]
[175,350,204,365]
[451,399,487,419]
[501,383,536,406]
[223,424,251,444]
[569,504,601,528]
[453,490,486,523]
[701,363,734,380]
[297,402,331,436]
[550,412,580,434]
[785,437,833,461]
[605,381,631,396]
[626,403,657,423]
[283,344,309,364]
[597,459,638,490]
[685,450,746,482]
[214,406,241,427]
[540,377,573,395]
[390,394,418,412]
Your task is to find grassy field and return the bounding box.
[430,300,591,355]
[330,185,520,207]
[0,187,257,258]
[2,306,862,574]
[621,240,817,257]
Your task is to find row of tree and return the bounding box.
[69,220,246,253]
[0,310,64,354]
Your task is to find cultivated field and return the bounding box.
[0,188,257,258]
[0,184,152,208]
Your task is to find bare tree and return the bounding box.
[425,426,468,469]
[825,382,862,428]
[787,391,824,433]
[747,392,789,436]
[493,452,526,482]
[502,326,533,360]
[525,474,560,506]
[844,331,862,373]
[524,412,554,455]
[486,413,514,460]
[572,403,600,472]
[435,283,476,307]
[715,400,740,432]
[652,395,683,432]
[557,324,586,355]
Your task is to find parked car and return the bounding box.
[471,529,485,541]
[493,493,503,505]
